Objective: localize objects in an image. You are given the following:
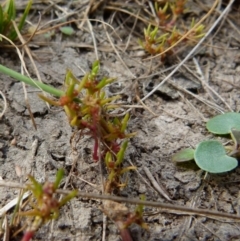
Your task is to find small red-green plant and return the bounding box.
[0,61,147,240]
[121,196,148,230]
[39,61,146,238]
[156,0,186,26]
[7,169,77,241]
[104,141,137,193]
[40,61,136,192]
[139,0,205,60]
[102,196,147,241]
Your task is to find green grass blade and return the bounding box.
[5,0,16,20]
[18,0,32,31]
[0,64,64,97]
[10,0,32,40]
[2,0,16,38]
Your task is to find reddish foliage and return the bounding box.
[21,231,34,241]
[59,96,71,106]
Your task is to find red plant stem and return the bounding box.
[115,220,133,241]
[119,228,133,241]
[21,231,35,241]
[91,107,102,161]
[93,136,99,161]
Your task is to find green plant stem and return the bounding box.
[0,64,64,97]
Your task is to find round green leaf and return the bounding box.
[60,26,75,36]
[206,112,240,135]
[172,148,195,163]
[194,140,238,173]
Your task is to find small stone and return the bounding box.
[138,183,147,193]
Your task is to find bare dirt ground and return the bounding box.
[1,1,240,240]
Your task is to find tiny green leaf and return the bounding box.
[206,112,240,135]
[77,73,88,92]
[116,141,128,166]
[59,190,78,207]
[150,26,158,39]
[194,140,238,173]
[28,175,43,198]
[91,60,100,78]
[172,148,195,163]
[104,151,112,166]
[113,117,121,126]
[5,0,16,20]
[65,69,76,85]
[135,194,145,214]
[53,169,64,190]
[96,77,107,89]
[44,31,55,39]
[162,2,169,13]
[146,24,151,35]
[121,112,130,133]
[60,26,75,36]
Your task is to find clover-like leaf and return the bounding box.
[206,112,240,135]
[194,140,238,173]
[172,148,195,163]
